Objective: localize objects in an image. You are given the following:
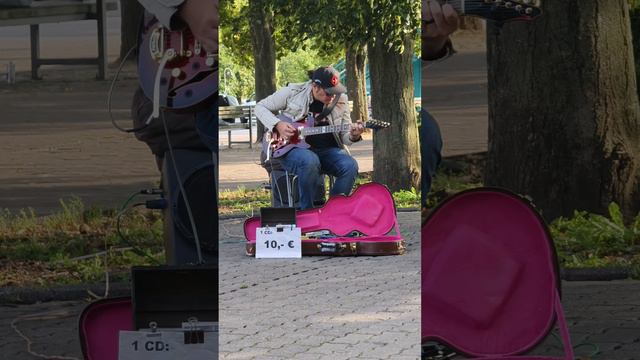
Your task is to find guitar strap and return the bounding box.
[310,91,351,154]
[313,92,343,124]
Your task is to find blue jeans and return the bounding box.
[279,146,359,209]
[420,110,443,207]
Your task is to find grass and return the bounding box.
[2,160,640,287]
[0,197,164,288]
[550,203,640,278]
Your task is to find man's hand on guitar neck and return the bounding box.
[349,121,364,142]
[423,0,459,60]
[179,0,218,54]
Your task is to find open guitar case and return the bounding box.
[244,182,405,256]
[421,187,574,359]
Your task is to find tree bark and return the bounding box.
[485,0,640,221]
[632,9,640,100]
[119,0,144,62]
[369,34,421,192]
[249,0,277,141]
[346,44,369,122]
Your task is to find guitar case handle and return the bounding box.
[316,242,358,256]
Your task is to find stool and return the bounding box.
[262,165,334,209]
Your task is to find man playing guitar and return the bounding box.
[255,66,365,210]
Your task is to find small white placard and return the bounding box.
[255,225,301,258]
[118,329,217,360]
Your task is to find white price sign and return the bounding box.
[255,225,301,258]
[118,329,217,360]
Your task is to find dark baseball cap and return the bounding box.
[311,66,346,95]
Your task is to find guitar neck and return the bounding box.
[438,0,542,20]
[301,124,350,137]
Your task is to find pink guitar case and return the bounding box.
[422,187,573,359]
[244,182,404,256]
[79,297,133,360]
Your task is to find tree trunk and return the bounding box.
[249,0,277,141]
[369,34,421,192]
[119,0,144,62]
[632,9,640,100]
[485,0,640,221]
[346,44,368,122]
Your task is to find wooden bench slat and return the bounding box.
[0,1,117,23]
[0,0,117,80]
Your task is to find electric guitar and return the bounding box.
[263,114,390,159]
[433,0,542,23]
[137,12,218,111]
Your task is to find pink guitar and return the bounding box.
[137,12,217,111]
[263,114,390,159]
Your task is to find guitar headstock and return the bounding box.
[449,0,542,23]
[365,119,391,130]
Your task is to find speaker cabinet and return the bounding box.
[132,265,218,330]
[162,149,217,265]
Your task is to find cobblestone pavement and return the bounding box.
[218,211,422,360]
[2,246,640,359]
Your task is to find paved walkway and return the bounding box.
[2,269,639,358]
[218,212,420,360]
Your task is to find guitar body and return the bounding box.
[262,114,313,159]
[137,13,218,111]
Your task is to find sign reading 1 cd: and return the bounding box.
[255,226,301,258]
[119,330,217,360]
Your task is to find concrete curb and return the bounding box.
[561,267,631,281]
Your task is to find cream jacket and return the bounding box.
[138,0,184,29]
[254,81,357,147]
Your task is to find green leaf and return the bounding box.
[609,202,624,227]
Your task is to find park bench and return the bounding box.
[219,105,255,149]
[0,0,118,80]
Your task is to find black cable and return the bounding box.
[107,45,150,134]
[115,203,161,265]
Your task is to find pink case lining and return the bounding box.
[244,182,401,243]
[79,297,133,360]
[422,188,573,359]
